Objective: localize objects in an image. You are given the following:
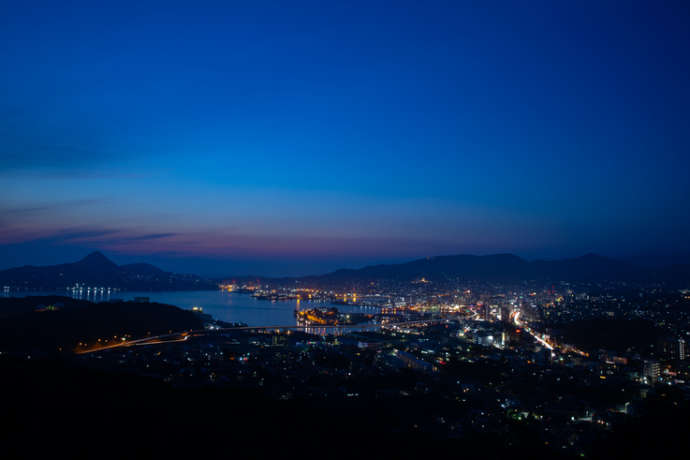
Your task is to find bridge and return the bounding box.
[74,319,447,355]
[225,319,444,332]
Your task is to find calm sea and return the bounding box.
[6,290,378,327]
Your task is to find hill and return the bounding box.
[0,295,204,352]
[0,252,217,291]
[301,253,688,284]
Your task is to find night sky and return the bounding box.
[2,1,689,276]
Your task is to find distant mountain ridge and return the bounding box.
[3,251,689,289]
[0,252,216,291]
[301,253,690,285]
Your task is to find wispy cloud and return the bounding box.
[1,199,104,216]
[54,229,122,242]
[105,232,177,242]
[0,226,180,247]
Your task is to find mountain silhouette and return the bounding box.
[0,252,215,291]
[3,252,689,289]
[305,253,687,284]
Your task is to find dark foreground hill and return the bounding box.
[2,354,690,459]
[0,296,203,352]
[0,251,217,290]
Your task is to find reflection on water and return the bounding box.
[123,290,307,326]
[6,289,383,329]
[5,288,116,303]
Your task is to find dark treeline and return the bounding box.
[0,296,203,352]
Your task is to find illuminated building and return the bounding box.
[500,305,512,323]
[679,338,686,361]
[643,360,660,383]
[483,304,490,321]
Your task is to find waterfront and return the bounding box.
[119,290,303,326]
[5,290,382,327]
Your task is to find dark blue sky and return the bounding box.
[1,1,689,276]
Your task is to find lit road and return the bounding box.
[74,320,444,355]
[512,311,554,351]
[75,332,191,354]
[511,310,586,356]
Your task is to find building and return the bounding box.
[500,305,512,323]
[659,337,687,361]
[391,349,437,373]
[659,337,678,360]
[679,338,686,361]
[643,360,660,383]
